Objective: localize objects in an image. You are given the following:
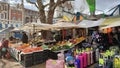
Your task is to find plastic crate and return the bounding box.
[33,51,47,65]
[20,59,33,67]
[21,53,33,61]
[20,53,33,67]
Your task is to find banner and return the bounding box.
[86,0,96,13]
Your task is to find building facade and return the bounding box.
[9,4,23,28]
[24,8,39,24]
[0,1,9,29]
[0,1,39,30]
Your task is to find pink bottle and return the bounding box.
[90,51,93,64]
[87,52,91,66]
[83,52,87,68]
[79,54,83,68]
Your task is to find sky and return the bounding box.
[0,0,38,11]
[1,0,120,15]
[74,0,120,15]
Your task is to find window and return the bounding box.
[5,13,7,19]
[2,4,5,10]
[12,16,16,20]
[1,14,4,19]
[5,6,7,11]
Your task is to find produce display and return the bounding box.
[16,44,30,50]
[22,47,43,53]
[51,37,85,52]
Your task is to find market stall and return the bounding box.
[52,20,79,40]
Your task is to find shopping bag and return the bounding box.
[46,59,65,68]
[66,56,74,65]
[58,51,64,60]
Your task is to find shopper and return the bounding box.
[0,38,9,58]
[21,32,28,43]
[0,42,2,59]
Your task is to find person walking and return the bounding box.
[21,32,28,44]
[0,38,9,58]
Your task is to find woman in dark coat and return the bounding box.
[21,32,28,43]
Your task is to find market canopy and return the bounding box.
[99,21,120,30]
[0,27,14,33]
[22,22,53,30]
[77,18,105,28]
[100,17,120,26]
[0,27,14,39]
[11,27,21,32]
[52,20,79,29]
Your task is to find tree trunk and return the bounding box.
[47,9,55,24]
[39,9,46,23]
[36,0,69,40]
[45,9,55,40]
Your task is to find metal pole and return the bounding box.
[86,28,88,42]
[22,0,24,25]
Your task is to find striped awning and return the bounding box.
[0,23,22,29]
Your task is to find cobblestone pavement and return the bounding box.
[0,58,96,68]
[0,59,23,68]
[0,58,45,68]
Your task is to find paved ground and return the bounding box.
[0,58,45,68]
[0,58,96,68]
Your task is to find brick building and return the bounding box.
[0,1,39,29]
[0,1,9,29]
[9,4,23,28]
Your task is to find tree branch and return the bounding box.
[27,0,39,9]
[43,3,50,7]
[35,3,39,9]
[37,0,44,9]
[49,0,55,10]
[53,0,71,9]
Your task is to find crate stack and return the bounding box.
[19,50,58,67]
[33,51,47,65]
[20,53,33,67]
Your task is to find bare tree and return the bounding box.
[27,0,73,39]
[28,0,73,24]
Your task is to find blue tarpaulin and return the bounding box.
[14,32,22,39]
